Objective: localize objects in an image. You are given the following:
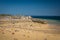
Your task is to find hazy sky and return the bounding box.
[0,0,60,16]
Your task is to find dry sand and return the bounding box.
[0,18,60,40]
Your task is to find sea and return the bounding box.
[31,16,60,25]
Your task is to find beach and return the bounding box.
[0,16,60,40]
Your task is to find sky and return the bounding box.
[0,0,60,16]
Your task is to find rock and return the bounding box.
[32,18,47,24]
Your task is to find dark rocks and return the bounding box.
[31,18,47,24]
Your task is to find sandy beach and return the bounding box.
[0,16,60,40]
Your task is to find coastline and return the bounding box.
[0,15,60,40]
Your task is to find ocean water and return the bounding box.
[31,16,60,25]
[31,16,60,20]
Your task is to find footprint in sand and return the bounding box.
[12,32,15,35]
[27,36,30,38]
[2,32,5,34]
[15,30,19,32]
[23,34,25,37]
[14,38,18,40]
[44,38,47,40]
[30,25,32,26]
[23,34,30,38]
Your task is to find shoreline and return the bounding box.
[0,16,60,40]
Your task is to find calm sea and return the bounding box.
[31,16,60,25]
[31,16,60,20]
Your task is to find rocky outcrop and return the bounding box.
[31,18,47,24]
[0,15,47,24]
